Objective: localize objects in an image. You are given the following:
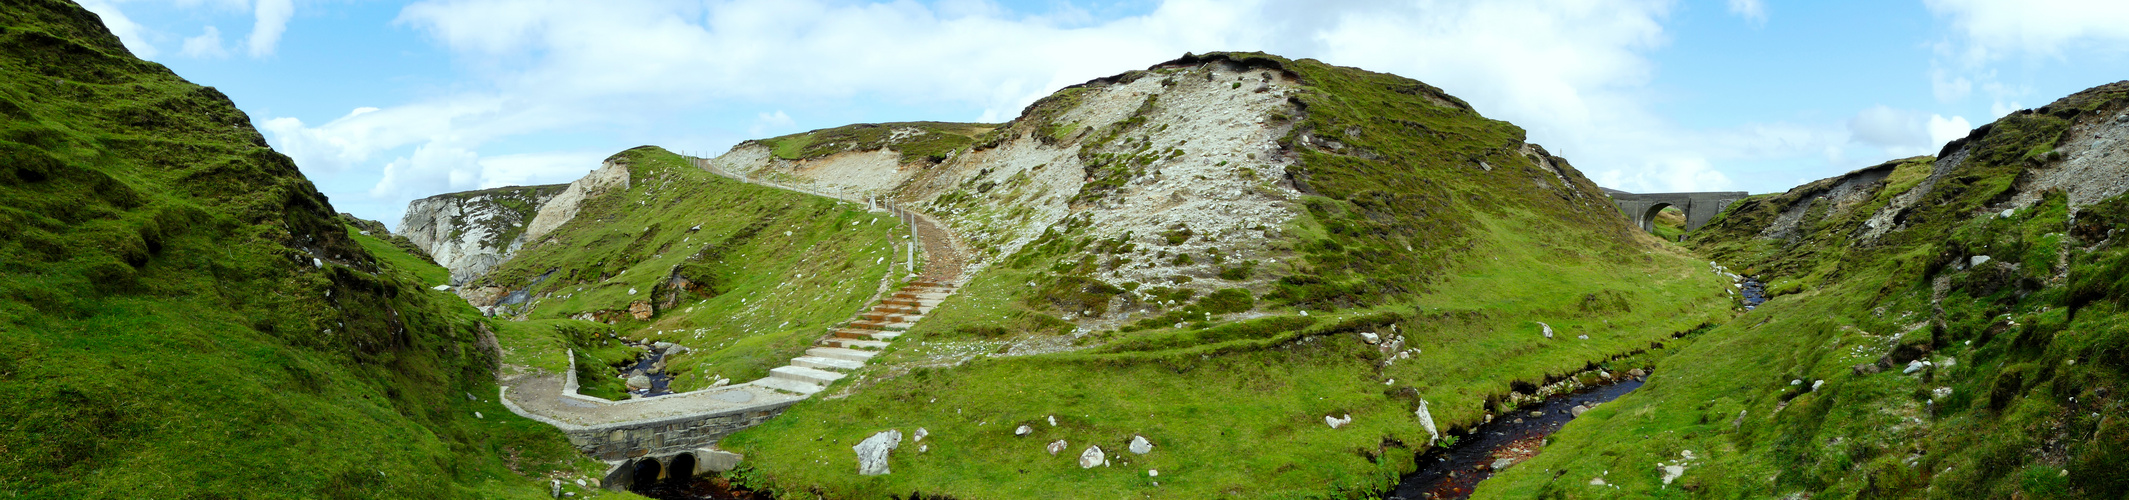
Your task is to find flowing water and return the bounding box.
[1382,377,1646,499]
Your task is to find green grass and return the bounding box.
[718,52,1732,499]
[1479,82,2129,498]
[755,121,998,164]
[464,146,905,390]
[0,2,622,496]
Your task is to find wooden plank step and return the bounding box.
[770,366,846,385]
[792,356,864,371]
[807,347,877,362]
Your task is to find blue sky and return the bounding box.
[74,0,2129,227]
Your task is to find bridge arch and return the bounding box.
[628,458,662,488]
[1605,190,1749,234]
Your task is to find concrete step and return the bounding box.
[751,377,824,395]
[819,338,890,350]
[848,320,915,331]
[770,365,847,385]
[872,305,922,315]
[807,347,878,362]
[833,328,885,339]
[792,356,865,371]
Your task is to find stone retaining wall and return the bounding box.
[562,403,798,461]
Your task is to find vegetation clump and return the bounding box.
[0,1,607,496]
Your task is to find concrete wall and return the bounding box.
[1608,191,1749,233]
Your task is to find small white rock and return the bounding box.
[1129,435,1153,454]
[1079,445,1105,468]
[1015,425,1032,436]
[1903,360,1928,375]
[1047,439,1068,456]
[1048,415,1057,426]
[1325,413,1352,429]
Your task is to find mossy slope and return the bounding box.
[0,1,610,497]
[1479,81,2129,498]
[717,53,1731,498]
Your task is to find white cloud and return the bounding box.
[1926,1,2129,109]
[76,0,157,58]
[1927,114,1973,149]
[1844,104,1971,158]
[1925,0,2129,57]
[263,0,1843,210]
[181,26,229,58]
[247,0,293,57]
[749,110,796,137]
[1727,0,1766,25]
[1990,100,2024,118]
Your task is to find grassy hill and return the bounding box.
[1479,82,2129,498]
[459,146,906,391]
[0,1,617,497]
[714,52,1734,498]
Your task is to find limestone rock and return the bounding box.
[1903,360,1928,375]
[1491,458,1516,470]
[1078,445,1105,468]
[625,374,652,390]
[1129,435,1153,454]
[1660,464,1685,485]
[1971,255,1992,267]
[1359,332,1380,344]
[914,427,929,442]
[1048,415,1057,426]
[1539,322,1554,339]
[1570,404,1589,417]
[1590,477,1607,486]
[1415,400,1440,445]
[1047,439,1068,456]
[400,184,567,285]
[853,429,903,476]
[1015,425,1032,437]
[524,159,631,244]
[1325,413,1352,429]
[1811,380,1825,392]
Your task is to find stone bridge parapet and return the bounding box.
[1606,190,1750,233]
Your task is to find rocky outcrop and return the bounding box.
[399,184,566,285]
[853,429,902,475]
[524,157,632,244]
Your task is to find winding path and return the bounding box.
[493,155,966,486]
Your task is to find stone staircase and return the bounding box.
[752,278,956,395]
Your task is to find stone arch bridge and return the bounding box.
[1604,189,1750,233]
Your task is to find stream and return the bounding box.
[619,340,678,398]
[1382,377,1646,500]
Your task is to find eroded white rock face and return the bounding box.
[853,429,902,476]
[524,159,632,244]
[400,184,566,285]
[701,60,1310,330]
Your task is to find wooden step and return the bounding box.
[807,347,877,362]
[792,356,865,371]
[873,304,922,315]
[751,377,824,395]
[770,366,846,385]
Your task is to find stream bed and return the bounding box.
[1383,377,1646,499]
